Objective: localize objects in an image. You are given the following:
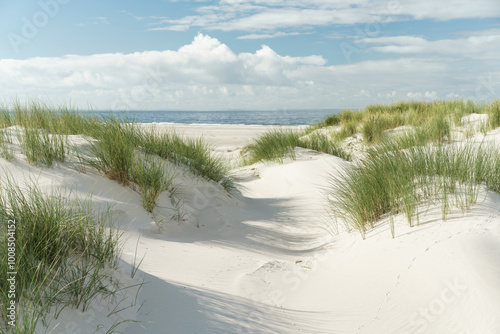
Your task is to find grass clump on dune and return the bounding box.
[334,121,358,141]
[86,119,179,212]
[132,154,176,213]
[0,178,122,333]
[301,132,351,161]
[424,112,451,143]
[488,100,500,129]
[4,100,233,191]
[244,127,351,164]
[362,116,386,144]
[327,140,500,239]
[3,100,235,210]
[19,127,67,167]
[135,128,234,191]
[9,100,101,136]
[314,99,500,145]
[87,118,137,185]
[0,100,234,207]
[245,128,301,164]
[0,130,14,162]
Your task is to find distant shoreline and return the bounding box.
[74,109,342,126]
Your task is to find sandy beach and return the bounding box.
[2,121,498,334]
[3,0,498,331]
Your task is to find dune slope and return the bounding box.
[2,125,499,334]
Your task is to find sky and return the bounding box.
[0,0,499,111]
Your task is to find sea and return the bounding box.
[84,109,342,126]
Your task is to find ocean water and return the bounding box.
[84,109,341,125]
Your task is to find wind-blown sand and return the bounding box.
[5,124,500,333]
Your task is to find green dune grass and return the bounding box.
[326,140,500,239]
[0,100,236,332]
[0,179,123,333]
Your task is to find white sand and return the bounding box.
[3,124,500,333]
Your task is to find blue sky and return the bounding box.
[0,0,499,110]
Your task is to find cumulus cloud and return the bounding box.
[0,34,496,110]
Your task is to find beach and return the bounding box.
[3,0,499,331]
[2,119,499,334]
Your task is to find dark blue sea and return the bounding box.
[84,109,341,125]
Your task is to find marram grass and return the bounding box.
[2,100,235,212]
[244,100,498,164]
[314,99,500,144]
[3,100,234,193]
[326,140,500,239]
[0,178,123,333]
[87,118,137,185]
[244,128,300,164]
[19,127,67,167]
[244,127,351,164]
[132,154,176,213]
[134,127,234,191]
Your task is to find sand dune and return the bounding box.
[3,124,499,333]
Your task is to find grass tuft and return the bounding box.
[488,100,500,129]
[19,127,67,167]
[245,128,300,164]
[0,178,122,332]
[334,121,358,141]
[424,113,451,143]
[87,118,136,185]
[0,130,14,162]
[327,141,500,238]
[315,99,500,146]
[301,132,351,161]
[132,154,175,213]
[135,128,234,191]
[244,127,351,164]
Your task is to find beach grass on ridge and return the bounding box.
[243,127,351,164]
[0,100,237,332]
[243,100,500,165]
[326,140,500,239]
[308,99,500,143]
[0,178,123,333]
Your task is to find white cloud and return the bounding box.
[77,16,110,28]
[238,31,304,39]
[425,91,437,99]
[407,92,422,99]
[359,89,371,97]
[400,0,500,21]
[361,33,500,61]
[141,0,500,33]
[407,91,438,100]
[92,17,110,25]
[0,34,497,110]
